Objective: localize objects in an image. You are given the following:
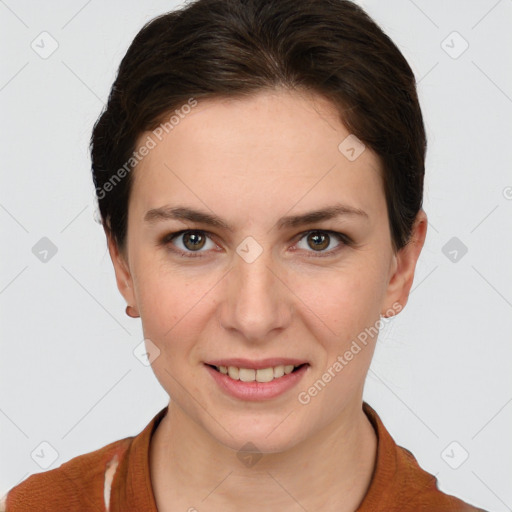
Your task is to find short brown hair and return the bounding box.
[91,0,426,254]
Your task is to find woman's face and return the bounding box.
[110,89,426,452]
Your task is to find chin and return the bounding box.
[206,414,308,455]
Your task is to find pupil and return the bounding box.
[309,232,328,251]
[185,232,205,250]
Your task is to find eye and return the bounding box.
[295,230,350,256]
[160,229,351,258]
[162,230,217,257]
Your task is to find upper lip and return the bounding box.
[205,358,309,370]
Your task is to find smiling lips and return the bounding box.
[205,358,309,383]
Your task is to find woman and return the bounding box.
[2,0,487,510]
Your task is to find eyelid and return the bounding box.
[292,230,351,256]
[160,229,220,257]
[161,229,351,257]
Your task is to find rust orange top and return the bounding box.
[3,402,487,511]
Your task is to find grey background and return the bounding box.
[1,0,511,510]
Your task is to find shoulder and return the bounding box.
[392,445,488,511]
[361,402,488,512]
[2,436,133,512]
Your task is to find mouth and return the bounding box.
[204,362,309,383]
[204,360,310,401]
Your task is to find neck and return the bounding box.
[150,398,377,512]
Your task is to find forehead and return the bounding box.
[130,89,384,223]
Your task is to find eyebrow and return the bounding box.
[144,203,369,231]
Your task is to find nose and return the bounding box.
[218,247,292,343]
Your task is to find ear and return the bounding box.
[106,231,136,308]
[381,209,428,317]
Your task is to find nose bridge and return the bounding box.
[221,241,290,341]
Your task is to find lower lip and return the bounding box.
[204,364,309,401]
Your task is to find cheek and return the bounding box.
[133,259,217,354]
[294,270,383,412]
[291,260,385,346]
[134,268,209,397]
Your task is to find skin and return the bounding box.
[107,88,428,511]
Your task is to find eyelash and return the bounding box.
[160,229,352,259]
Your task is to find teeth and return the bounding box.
[274,365,285,378]
[216,364,302,382]
[227,366,239,380]
[255,367,274,383]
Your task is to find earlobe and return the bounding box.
[382,209,428,316]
